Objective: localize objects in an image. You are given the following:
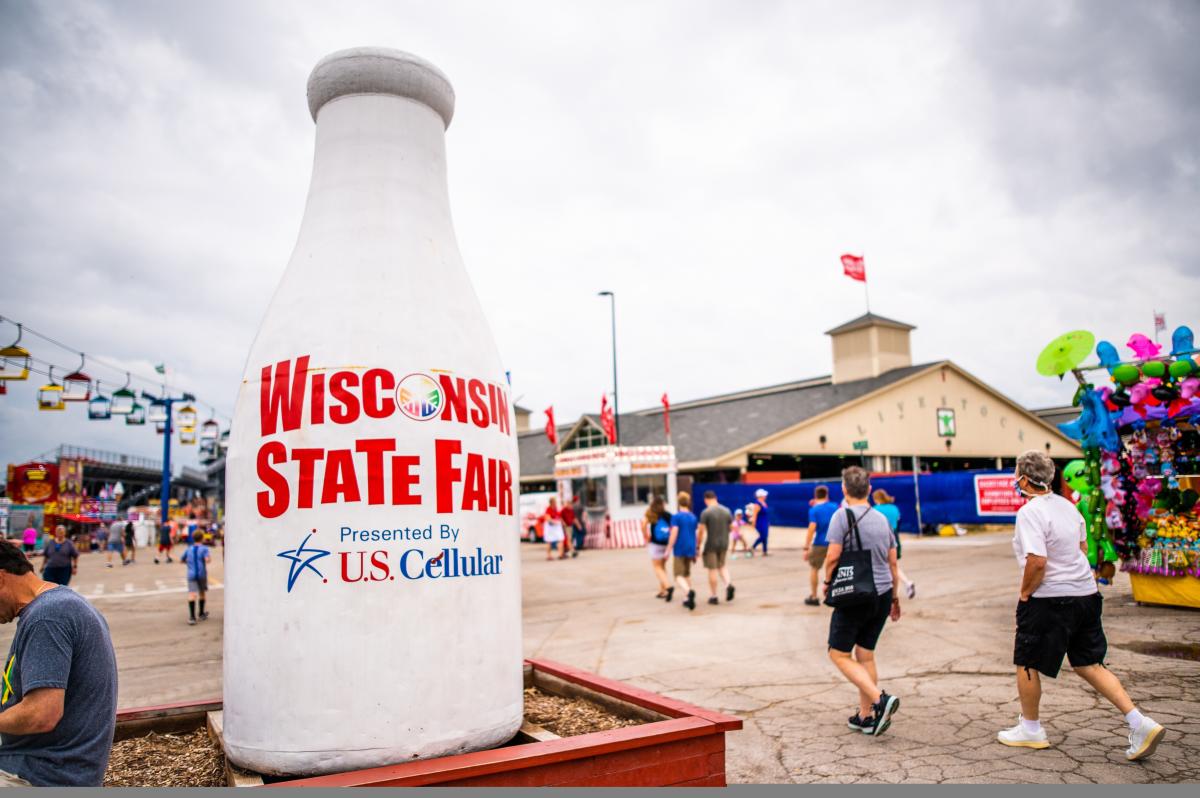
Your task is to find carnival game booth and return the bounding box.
[554,446,678,549]
[1038,325,1200,609]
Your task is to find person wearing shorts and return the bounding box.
[540,498,565,561]
[105,520,125,568]
[20,527,37,555]
[805,485,837,606]
[154,521,174,564]
[697,491,735,605]
[39,527,78,587]
[666,493,699,611]
[998,451,1166,760]
[180,538,211,626]
[824,467,902,737]
[561,501,581,557]
[643,496,674,600]
[122,522,136,564]
[729,510,749,557]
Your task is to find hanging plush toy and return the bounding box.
[1127,333,1163,360]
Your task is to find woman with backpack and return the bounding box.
[643,495,674,600]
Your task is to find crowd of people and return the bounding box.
[624,455,1167,761]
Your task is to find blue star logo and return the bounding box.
[277,531,331,593]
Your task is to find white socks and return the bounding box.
[1021,717,1042,734]
[1126,708,1145,730]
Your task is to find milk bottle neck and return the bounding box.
[301,95,453,236]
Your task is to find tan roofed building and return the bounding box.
[519,313,1080,493]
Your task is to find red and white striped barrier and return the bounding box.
[584,517,645,550]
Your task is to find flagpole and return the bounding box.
[863,252,871,313]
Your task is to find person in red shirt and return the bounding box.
[541,499,565,561]
[560,502,580,558]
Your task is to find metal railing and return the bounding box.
[46,445,162,472]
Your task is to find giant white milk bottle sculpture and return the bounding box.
[224,48,523,776]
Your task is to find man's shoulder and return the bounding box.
[23,588,96,627]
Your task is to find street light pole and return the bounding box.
[597,291,619,444]
[143,390,195,531]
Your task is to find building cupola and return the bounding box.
[824,313,915,384]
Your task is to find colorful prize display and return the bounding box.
[223,49,523,775]
[1038,324,1200,608]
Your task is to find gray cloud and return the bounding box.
[1,0,1197,469]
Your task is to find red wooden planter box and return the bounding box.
[115,657,741,787]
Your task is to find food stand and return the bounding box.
[554,446,678,548]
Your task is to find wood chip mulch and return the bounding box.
[106,690,643,785]
[104,727,224,787]
[522,686,643,737]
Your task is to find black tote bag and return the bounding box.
[824,508,878,608]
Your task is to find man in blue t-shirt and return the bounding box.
[667,492,700,611]
[805,485,839,606]
[180,539,211,626]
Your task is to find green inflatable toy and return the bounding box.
[1142,360,1166,379]
[1112,364,1140,386]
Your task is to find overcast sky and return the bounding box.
[1,0,1197,470]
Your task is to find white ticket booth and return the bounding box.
[554,445,677,548]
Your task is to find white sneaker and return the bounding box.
[997,717,1050,749]
[1126,719,1166,761]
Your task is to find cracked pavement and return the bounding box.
[522,528,1200,784]
[7,530,1192,783]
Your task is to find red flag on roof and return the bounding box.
[600,395,617,443]
[544,406,558,445]
[841,254,866,282]
[661,393,670,438]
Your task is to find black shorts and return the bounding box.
[1014,593,1107,678]
[828,589,893,653]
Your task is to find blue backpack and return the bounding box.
[651,516,671,545]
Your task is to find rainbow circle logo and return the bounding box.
[395,373,443,421]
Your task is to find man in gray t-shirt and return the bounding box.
[0,540,118,786]
[697,491,735,605]
[826,505,896,594]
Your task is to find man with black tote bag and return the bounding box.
[823,466,902,736]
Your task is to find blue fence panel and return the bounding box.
[696,469,1016,534]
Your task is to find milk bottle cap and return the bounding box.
[307,47,456,127]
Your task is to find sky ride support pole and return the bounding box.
[160,397,172,531]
